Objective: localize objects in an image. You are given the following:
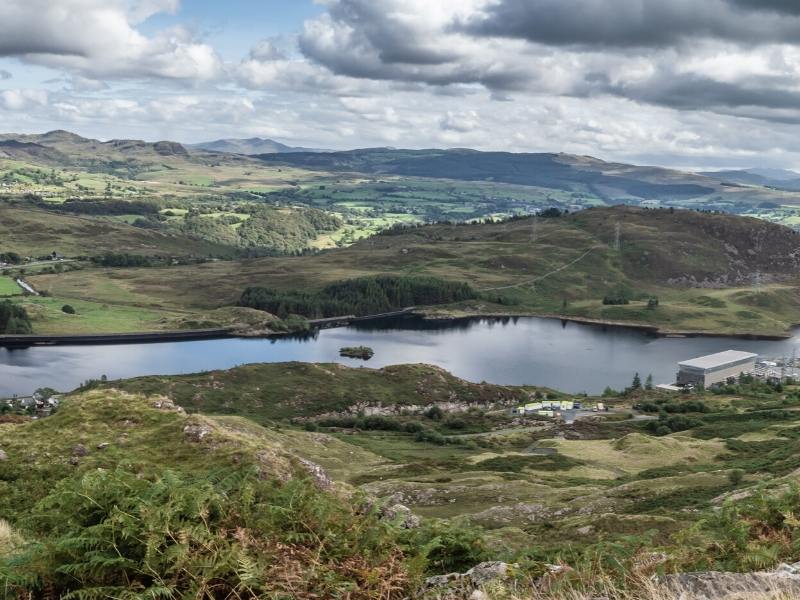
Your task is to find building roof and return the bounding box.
[678,350,758,371]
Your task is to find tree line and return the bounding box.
[0,301,32,334]
[239,275,476,319]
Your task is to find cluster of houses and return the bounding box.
[2,390,61,418]
[513,399,597,419]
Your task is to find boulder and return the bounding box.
[659,570,800,599]
[422,561,516,597]
[72,444,88,457]
[183,424,212,442]
[381,502,421,529]
[0,449,7,461]
[153,398,184,413]
[296,457,333,490]
[465,562,512,586]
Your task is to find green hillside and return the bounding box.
[5,363,800,597]
[28,206,800,336]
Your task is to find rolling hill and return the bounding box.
[27,206,800,336]
[189,137,326,155]
[255,148,800,208]
[4,130,800,212]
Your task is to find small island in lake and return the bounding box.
[339,346,375,360]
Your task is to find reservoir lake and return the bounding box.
[2,315,799,398]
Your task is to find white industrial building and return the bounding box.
[677,350,758,388]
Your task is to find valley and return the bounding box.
[5,131,800,598]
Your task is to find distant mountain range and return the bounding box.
[5,129,800,209]
[699,168,800,191]
[188,137,328,155]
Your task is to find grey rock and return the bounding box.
[152,399,185,413]
[69,456,80,466]
[183,424,212,442]
[297,457,333,490]
[423,561,515,597]
[72,444,88,457]
[0,449,7,461]
[660,571,800,599]
[96,442,110,450]
[465,562,512,586]
[381,503,421,529]
[424,572,461,589]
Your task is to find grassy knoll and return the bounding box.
[101,362,536,421]
[28,206,800,335]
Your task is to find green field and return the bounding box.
[0,277,20,296]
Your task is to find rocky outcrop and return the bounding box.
[423,562,516,598]
[152,398,185,413]
[153,141,188,156]
[659,564,800,599]
[183,424,212,442]
[380,502,420,529]
[296,457,333,490]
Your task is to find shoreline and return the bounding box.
[1,307,794,347]
[413,309,796,341]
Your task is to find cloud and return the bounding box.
[298,0,533,89]
[0,0,222,81]
[460,0,800,49]
[1,89,48,111]
[440,110,479,132]
[0,70,11,80]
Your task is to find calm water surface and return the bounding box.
[2,316,799,397]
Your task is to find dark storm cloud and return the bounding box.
[727,0,800,14]
[460,0,800,48]
[607,74,800,114]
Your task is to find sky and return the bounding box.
[4,0,800,169]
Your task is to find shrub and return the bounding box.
[0,301,32,334]
[61,304,76,315]
[0,466,415,598]
[728,469,745,486]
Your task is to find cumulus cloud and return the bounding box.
[1,89,48,111]
[460,0,800,48]
[5,0,800,169]
[0,0,222,81]
[291,0,800,128]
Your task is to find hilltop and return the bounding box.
[189,137,327,155]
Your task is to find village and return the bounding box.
[1,388,61,418]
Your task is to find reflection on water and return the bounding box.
[1,316,799,397]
